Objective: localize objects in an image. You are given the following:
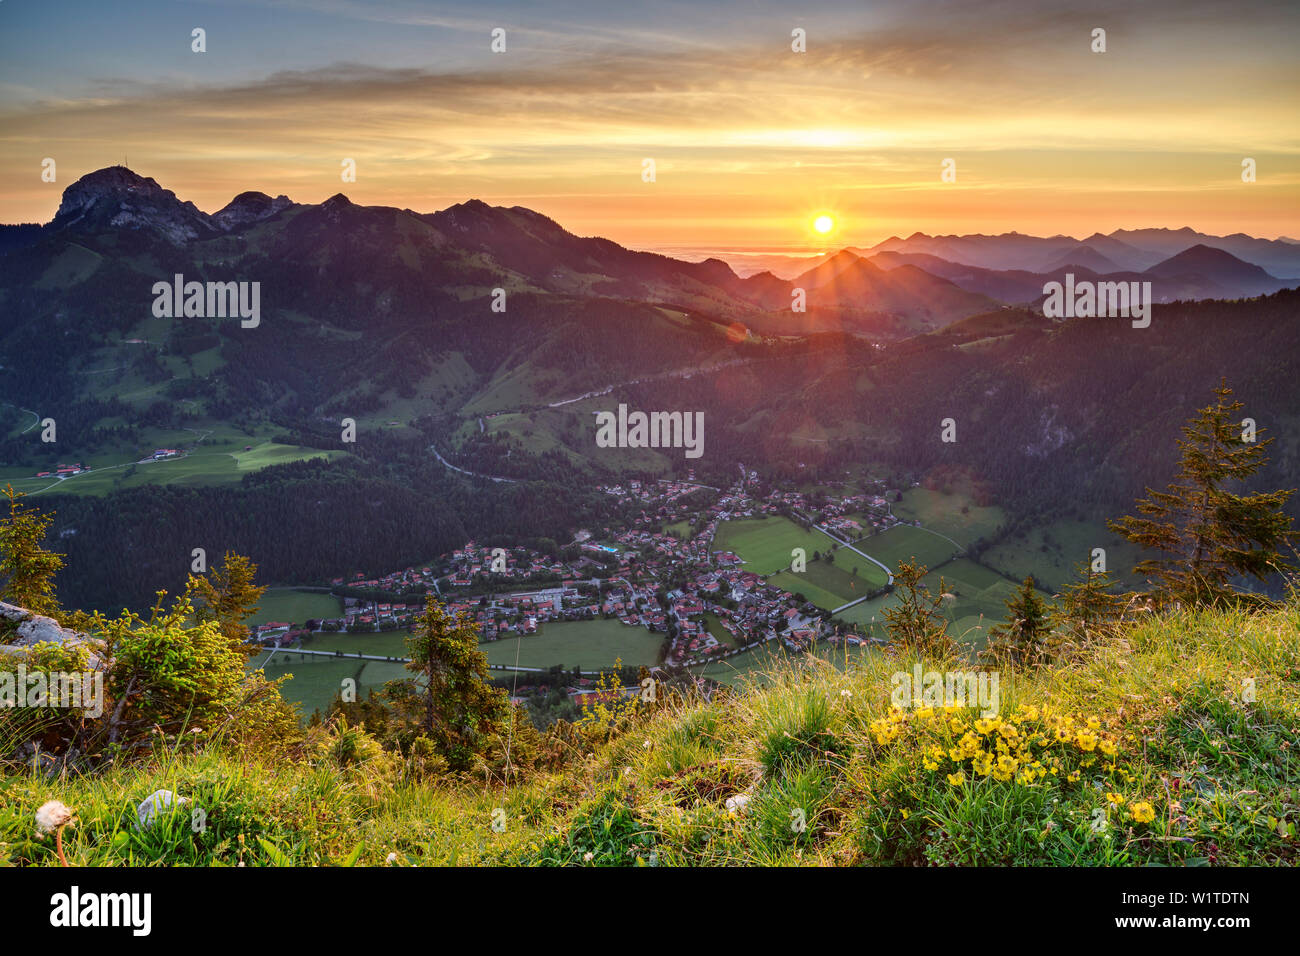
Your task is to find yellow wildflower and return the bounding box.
[1130,801,1156,824]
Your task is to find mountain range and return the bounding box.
[3,167,1295,346]
[2,167,1298,612]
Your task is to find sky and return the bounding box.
[1,0,1298,250]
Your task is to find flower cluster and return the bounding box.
[868,702,1125,787]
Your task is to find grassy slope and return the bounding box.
[6,601,1297,866]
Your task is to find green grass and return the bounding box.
[855,524,959,571]
[767,571,850,612]
[829,559,1034,651]
[249,617,671,714]
[689,640,874,688]
[893,487,1005,545]
[12,600,1295,866]
[257,657,410,717]
[1,432,348,498]
[983,520,1148,592]
[482,618,665,671]
[769,547,888,611]
[702,612,740,648]
[836,594,900,633]
[713,516,826,575]
[246,589,341,626]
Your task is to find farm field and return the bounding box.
[688,643,788,686]
[923,560,1028,652]
[246,589,342,626]
[2,434,346,497]
[702,611,740,648]
[982,519,1147,592]
[892,487,1005,545]
[830,558,1034,652]
[768,546,885,611]
[712,515,824,574]
[854,523,960,571]
[254,654,409,718]
[690,639,877,688]
[481,617,664,671]
[834,594,900,640]
[299,630,413,656]
[766,570,849,613]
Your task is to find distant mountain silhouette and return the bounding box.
[2,166,1295,342]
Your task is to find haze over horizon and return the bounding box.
[2,0,1298,249]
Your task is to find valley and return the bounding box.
[238,473,1071,717]
[2,166,1296,683]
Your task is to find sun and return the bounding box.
[813,214,834,235]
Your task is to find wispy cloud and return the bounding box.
[1,0,1296,242]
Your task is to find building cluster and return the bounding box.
[256,471,900,668]
[33,462,87,478]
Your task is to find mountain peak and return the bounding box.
[1146,243,1275,281]
[51,165,215,244]
[212,191,294,230]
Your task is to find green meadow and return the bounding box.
[247,589,342,626]
[769,546,885,612]
[482,618,665,671]
[893,487,1005,543]
[854,523,959,570]
[983,519,1148,592]
[1,428,346,498]
[831,558,1034,653]
[712,515,825,574]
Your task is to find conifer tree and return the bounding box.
[188,551,267,653]
[0,485,63,619]
[983,576,1052,667]
[881,559,953,658]
[402,596,508,772]
[1052,561,1126,646]
[1109,380,1296,607]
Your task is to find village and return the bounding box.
[251,471,908,671]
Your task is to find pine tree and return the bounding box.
[188,551,267,653]
[0,485,64,619]
[402,596,508,772]
[881,559,953,658]
[1109,380,1296,608]
[1052,561,1126,647]
[983,576,1052,667]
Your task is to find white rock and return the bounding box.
[724,794,750,814]
[136,789,191,829]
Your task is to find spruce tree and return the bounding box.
[881,559,953,658]
[983,576,1052,667]
[188,551,267,653]
[0,485,64,619]
[402,596,508,772]
[1109,380,1296,607]
[1052,561,1126,646]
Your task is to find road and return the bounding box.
[793,510,895,586]
[429,444,517,483]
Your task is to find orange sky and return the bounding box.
[2,0,1297,248]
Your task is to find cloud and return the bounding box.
[0,0,1296,240]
